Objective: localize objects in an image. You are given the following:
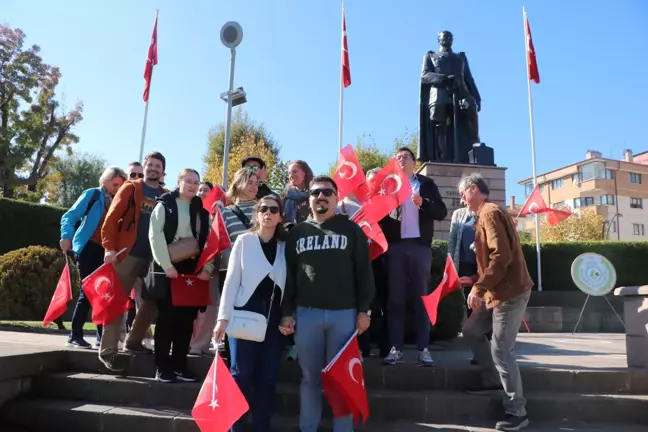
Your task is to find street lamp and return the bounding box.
[219,21,246,190]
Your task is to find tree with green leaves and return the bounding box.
[203,109,283,187]
[0,24,83,199]
[41,153,107,208]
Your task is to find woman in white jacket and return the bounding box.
[214,194,286,432]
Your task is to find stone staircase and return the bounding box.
[2,348,648,430]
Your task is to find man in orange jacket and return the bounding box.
[99,151,168,372]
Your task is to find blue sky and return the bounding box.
[3,0,647,201]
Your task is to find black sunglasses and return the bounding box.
[129,172,144,179]
[309,188,336,197]
[258,205,280,214]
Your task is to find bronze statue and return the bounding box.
[418,31,482,164]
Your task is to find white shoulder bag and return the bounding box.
[226,283,276,343]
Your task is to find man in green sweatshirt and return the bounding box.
[280,174,375,432]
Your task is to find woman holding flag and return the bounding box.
[146,168,213,383]
[214,194,287,432]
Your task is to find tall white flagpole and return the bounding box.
[139,10,158,163]
[523,5,542,292]
[338,2,345,152]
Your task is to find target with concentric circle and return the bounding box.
[570,253,617,296]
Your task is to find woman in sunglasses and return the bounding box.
[214,195,287,432]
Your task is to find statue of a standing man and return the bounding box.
[418,31,482,164]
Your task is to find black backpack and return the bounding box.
[73,189,101,232]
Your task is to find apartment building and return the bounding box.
[518,149,648,241]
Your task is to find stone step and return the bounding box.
[3,398,648,432]
[60,350,648,394]
[29,372,648,424]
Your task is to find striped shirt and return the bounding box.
[219,199,256,270]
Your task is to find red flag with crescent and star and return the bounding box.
[192,353,249,431]
[517,185,548,216]
[170,274,211,307]
[321,330,369,425]
[351,210,387,261]
[341,6,351,88]
[143,12,158,102]
[42,260,73,327]
[524,9,540,84]
[82,263,131,326]
[202,184,227,215]
[365,158,412,219]
[334,144,365,201]
[422,254,460,326]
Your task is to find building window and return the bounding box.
[629,172,642,184]
[630,198,643,209]
[571,173,581,184]
[605,220,617,233]
[633,223,645,236]
[551,178,564,190]
[573,197,594,208]
[524,183,533,197]
[603,169,615,180]
[552,201,565,208]
[600,195,615,205]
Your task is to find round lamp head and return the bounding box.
[220,21,243,49]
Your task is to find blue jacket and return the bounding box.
[60,187,106,255]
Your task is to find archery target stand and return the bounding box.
[571,253,625,334]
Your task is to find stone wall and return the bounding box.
[418,162,507,240]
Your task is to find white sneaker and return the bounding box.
[143,338,154,350]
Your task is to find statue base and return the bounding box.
[418,162,507,241]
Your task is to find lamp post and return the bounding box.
[219,21,246,190]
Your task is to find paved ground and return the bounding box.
[0,330,628,370]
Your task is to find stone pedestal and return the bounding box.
[418,162,507,241]
[614,286,648,369]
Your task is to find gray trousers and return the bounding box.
[462,290,531,417]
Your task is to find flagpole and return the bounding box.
[139,10,158,163]
[338,2,345,153]
[523,6,542,292]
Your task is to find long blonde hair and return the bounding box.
[226,168,258,203]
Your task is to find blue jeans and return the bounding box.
[295,306,357,432]
[70,241,104,340]
[228,289,283,432]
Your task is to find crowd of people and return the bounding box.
[58,148,532,431]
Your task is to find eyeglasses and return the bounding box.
[129,172,144,179]
[244,165,260,172]
[309,188,336,197]
[258,205,280,214]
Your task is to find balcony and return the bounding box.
[574,178,615,193]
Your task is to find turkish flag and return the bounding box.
[82,264,131,326]
[192,353,249,431]
[195,211,232,272]
[366,158,412,218]
[322,331,369,424]
[546,209,572,226]
[351,211,387,261]
[333,144,365,201]
[202,185,227,214]
[143,12,158,102]
[518,185,548,216]
[171,275,211,307]
[524,9,540,84]
[42,261,73,327]
[341,6,351,88]
[422,254,460,326]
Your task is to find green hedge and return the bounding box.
[0,198,66,255]
[0,246,81,320]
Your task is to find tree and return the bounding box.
[203,109,281,187]
[267,159,289,192]
[41,153,106,208]
[0,24,83,198]
[537,208,605,242]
